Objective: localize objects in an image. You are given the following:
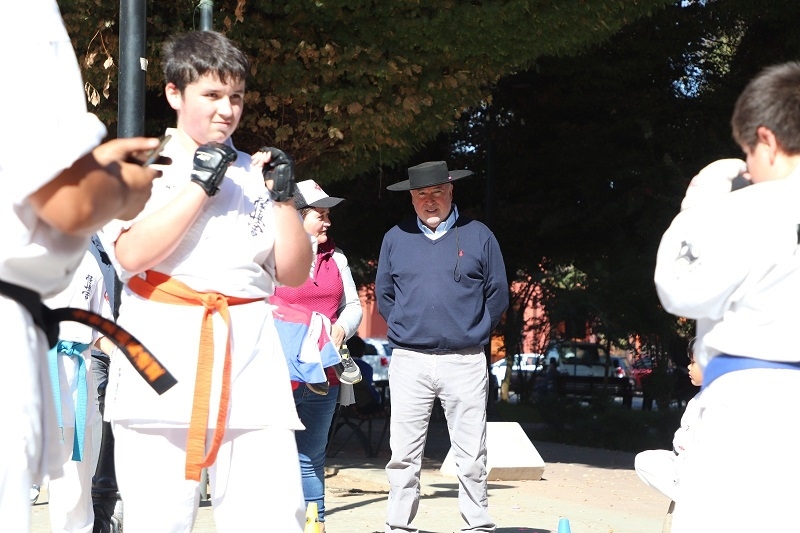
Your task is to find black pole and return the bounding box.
[117,0,147,138]
[198,0,213,31]
[92,2,147,531]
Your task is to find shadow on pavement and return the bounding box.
[531,439,636,470]
[326,494,387,517]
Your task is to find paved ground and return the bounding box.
[31,418,671,532]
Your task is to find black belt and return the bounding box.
[0,278,176,395]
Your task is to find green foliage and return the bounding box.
[56,0,800,362]
[259,0,800,357]
[58,0,671,181]
[440,0,800,356]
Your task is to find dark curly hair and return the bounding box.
[162,31,248,92]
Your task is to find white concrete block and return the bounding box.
[440,422,545,481]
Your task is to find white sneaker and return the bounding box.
[334,346,362,384]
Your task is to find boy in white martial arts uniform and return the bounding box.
[655,61,800,532]
[0,2,162,531]
[97,30,312,532]
[635,338,702,503]
[42,251,114,532]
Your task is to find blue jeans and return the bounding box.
[293,383,339,522]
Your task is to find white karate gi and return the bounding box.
[634,393,701,502]
[44,252,113,532]
[0,2,106,530]
[655,162,800,532]
[98,131,305,532]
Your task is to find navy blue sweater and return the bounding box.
[376,215,509,353]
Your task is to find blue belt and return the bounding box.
[703,354,800,390]
[48,340,91,461]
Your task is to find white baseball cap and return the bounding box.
[294,180,345,209]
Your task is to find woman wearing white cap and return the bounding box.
[273,179,363,531]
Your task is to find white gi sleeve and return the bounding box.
[655,183,798,320]
[2,0,107,203]
[333,248,363,340]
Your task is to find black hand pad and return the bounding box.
[259,147,296,203]
[191,142,238,197]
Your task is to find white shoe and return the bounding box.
[334,346,362,384]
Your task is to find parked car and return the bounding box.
[362,337,393,381]
[490,353,544,390]
[544,341,630,380]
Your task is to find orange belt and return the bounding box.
[128,270,262,481]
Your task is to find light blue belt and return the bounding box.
[48,340,90,461]
[703,354,800,390]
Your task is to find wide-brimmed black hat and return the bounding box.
[386,161,473,191]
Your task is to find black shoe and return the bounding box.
[93,498,123,533]
[306,381,330,395]
[334,346,362,385]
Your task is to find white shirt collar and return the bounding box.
[417,205,459,240]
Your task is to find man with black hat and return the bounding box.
[376,161,509,533]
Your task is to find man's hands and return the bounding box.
[30,137,165,235]
[258,146,296,203]
[94,137,166,221]
[190,142,238,197]
[681,158,748,211]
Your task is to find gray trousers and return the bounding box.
[385,348,495,533]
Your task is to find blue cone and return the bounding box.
[557,517,572,533]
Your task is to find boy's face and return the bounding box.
[166,73,245,147]
[688,357,703,387]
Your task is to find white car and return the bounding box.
[545,341,629,380]
[362,337,392,381]
[490,353,544,388]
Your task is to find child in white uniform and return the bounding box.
[655,61,800,532]
[98,30,312,532]
[44,251,113,533]
[0,2,160,531]
[635,339,702,503]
